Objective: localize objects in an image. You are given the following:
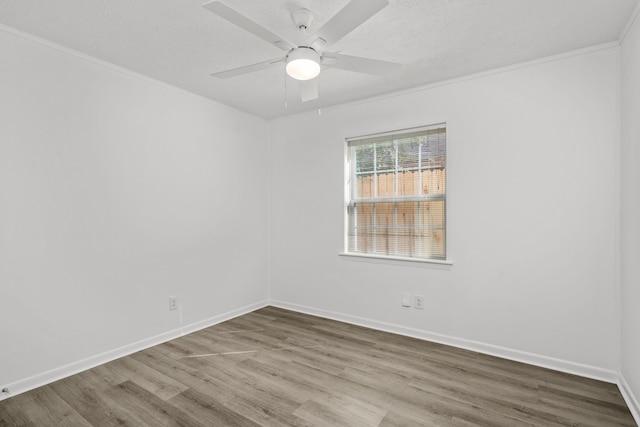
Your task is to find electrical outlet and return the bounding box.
[169,296,178,311]
[414,295,424,310]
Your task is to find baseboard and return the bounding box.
[2,298,625,407]
[269,300,619,384]
[619,374,640,425]
[0,300,269,402]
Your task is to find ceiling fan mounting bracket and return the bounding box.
[291,9,314,31]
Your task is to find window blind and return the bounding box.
[346,125,446,260]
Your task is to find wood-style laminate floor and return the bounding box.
[0,306,636,426]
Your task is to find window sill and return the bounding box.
[339,252,453,268]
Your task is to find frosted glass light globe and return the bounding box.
[286,48,321,81]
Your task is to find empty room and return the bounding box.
[1,0,639,425]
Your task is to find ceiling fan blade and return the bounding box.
[202,1,296,51]
[211,57,284,79]
[299,78,319,102]
[324,53,400,77]
[313,0,388,47]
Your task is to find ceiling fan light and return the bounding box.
[286,48,321,80]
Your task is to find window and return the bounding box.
[345,124,447,261]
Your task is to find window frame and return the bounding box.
[342,123,452,265]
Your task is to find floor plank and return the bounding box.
[0,306,636,426]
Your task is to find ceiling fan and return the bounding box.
[202,0,401,103]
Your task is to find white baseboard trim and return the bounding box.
[269,300,619,384]
[0,300,268,402]
[2,299,627,411]
[619,374,640,425]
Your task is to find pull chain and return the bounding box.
[284,65,288,109]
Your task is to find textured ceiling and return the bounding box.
[1,0,638,119]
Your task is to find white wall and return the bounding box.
[0,29,268,391]
[0,17,633,410]
[620,8,640,418]
[269,46,621,376]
